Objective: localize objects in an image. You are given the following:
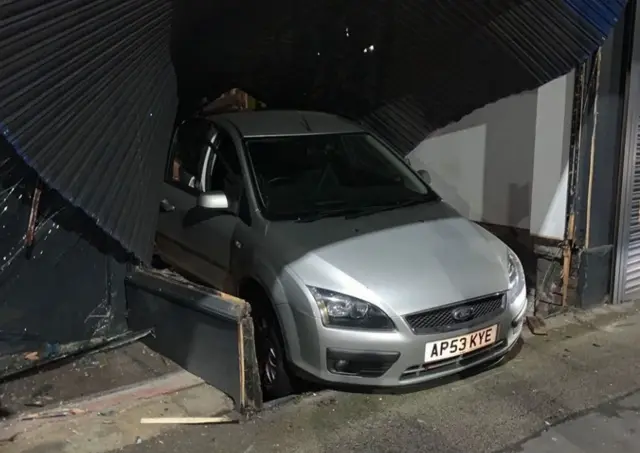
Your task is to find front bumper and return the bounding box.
[289,286,527,387]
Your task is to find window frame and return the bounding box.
[164,118,217,195]
[207,128,242,184]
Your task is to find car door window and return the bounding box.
[167,119,215,191]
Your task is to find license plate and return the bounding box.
[424,325,498,363]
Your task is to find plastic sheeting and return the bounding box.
[0,0,628,260]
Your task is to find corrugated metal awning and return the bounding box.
[0,0,628,260]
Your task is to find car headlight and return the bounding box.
[307,287,395,331]
[507,248,525,304]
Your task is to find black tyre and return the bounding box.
[251,306,295,400]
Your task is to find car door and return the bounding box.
[185,126,247,293]
[156,120,245,293]
[155,118,216,282]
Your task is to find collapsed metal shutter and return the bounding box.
[0,0,628,261]
[0,0,177,261]
[360,0,630,151]
[174,0,628,153]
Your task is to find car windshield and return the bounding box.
[245,133,435,220]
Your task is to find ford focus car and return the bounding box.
[155,110,528,399]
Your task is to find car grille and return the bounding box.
[404,293,506,334]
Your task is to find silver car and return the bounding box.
[155,110,528,399]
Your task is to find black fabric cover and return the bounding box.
[0,0,627,260]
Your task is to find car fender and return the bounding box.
[242,261,303,361]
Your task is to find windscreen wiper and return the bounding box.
[293,194,438,222]
[344,196,437,219]
[294,207,362,223]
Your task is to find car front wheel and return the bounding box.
[252,308,294,400]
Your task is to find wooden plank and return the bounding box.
[140,416,235,425]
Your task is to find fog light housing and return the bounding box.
[326,349,400,378]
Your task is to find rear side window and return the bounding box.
[166,119,215,191]
[213,129,241,176]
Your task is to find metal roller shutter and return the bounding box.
[613,0,640,303]
[623,118,640,297]
[0,0,177,261]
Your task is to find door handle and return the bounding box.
[160,198,175,213]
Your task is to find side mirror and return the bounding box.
[417,169,431,184]
[197,191,229,210]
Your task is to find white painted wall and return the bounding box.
[408,73,574,240]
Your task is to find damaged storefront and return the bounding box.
[0,0,629,414]
[0,139,262,412]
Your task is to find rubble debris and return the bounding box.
[2,329,151,381]
[24,179,42,253]
[88,329,152,355]
[19,407,86,421]
[526,315,548,336]
[23,401,45,408]
[23,351,39,361]
[0,432,19,444]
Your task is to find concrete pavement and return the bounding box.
[507,391,640,453]
[0,343,181,416]
[102,304,640,453]
[4,302,640,453]
[1,373,232,453]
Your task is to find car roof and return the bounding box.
[208,110,364,138]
